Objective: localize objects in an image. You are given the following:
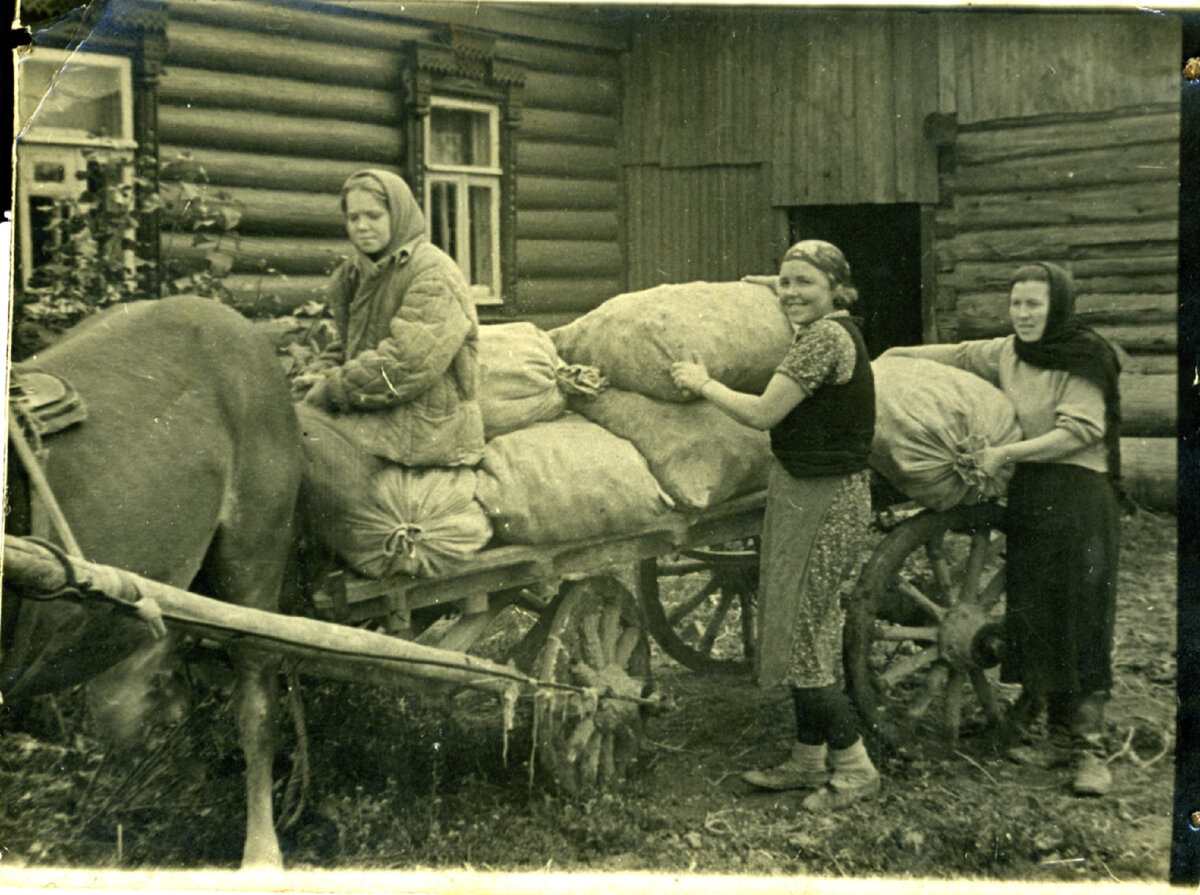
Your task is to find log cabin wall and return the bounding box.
[620,9,942,290]
[152,0,628,329]
[931,11,1181,439]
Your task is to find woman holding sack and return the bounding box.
[671,239,881,811]
[880,262,1121,797]
[293,169,485,468]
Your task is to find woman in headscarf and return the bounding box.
[881,262,1122,797]
[671,240,881,811]
[295,169,484,468]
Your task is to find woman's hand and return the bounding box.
[670,359,711,394]
[291,371,325,394]
[301,376,332,408]
[977,445,1010,480]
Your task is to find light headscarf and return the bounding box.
[340,169,426,262]
[781,239,858,308]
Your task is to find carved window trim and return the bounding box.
[402,33,524,305]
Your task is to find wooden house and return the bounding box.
[17,1,1181,467]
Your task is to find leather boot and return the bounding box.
[741,742,828,791]
[1007,691,1070,767]
[801,738,880,810]
[1070,692,1111,796]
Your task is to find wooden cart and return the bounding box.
[5,486,1010,798]
[306,484,1011,764]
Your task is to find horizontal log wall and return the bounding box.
[155,0,627,319]
[933,102,1180,440]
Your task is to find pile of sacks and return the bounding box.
[298,279,1026,581]
[299,282,788,579]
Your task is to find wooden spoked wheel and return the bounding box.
[845,503,1008,753]
[533,576,651,796]
[637,542,758,674]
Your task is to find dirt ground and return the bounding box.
[0,507,1177,881]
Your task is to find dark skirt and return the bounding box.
[1003,462,1119,696]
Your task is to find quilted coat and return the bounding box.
[305,169,484,467]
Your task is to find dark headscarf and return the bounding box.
[1011,262,1124,491]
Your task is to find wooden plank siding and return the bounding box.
[936,12,1181,124]
[624,165,777,290]
[154,0,628,318]
[620,9,942,299]
[622,10,940,206]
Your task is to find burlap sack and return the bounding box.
[870,356,1023,511]
[549,281,792,402]
[478,322,605,439]
[570,388,771,511]
[298,404,492,578]
[474,413,673,544]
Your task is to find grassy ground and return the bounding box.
[0,508,1177,880]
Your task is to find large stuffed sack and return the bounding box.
[549,281,792,402]
[474,413,673,544]
[570,388,772,511]
[478,322,606,439]
[870,356,1023,511]
[298,404,492,578]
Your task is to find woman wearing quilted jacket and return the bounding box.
[296,169,484,468]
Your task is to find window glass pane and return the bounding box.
[19,54,125,140]
[428,180,457,258]
[430,106,489,167]
[469,185,494,289]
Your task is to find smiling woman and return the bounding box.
[669,239,881,811]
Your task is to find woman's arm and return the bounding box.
[672,364,805,430]
[877,343,959,365]
[978,429,1086,479]
[309,259,471,410]
[979,373,1106,477]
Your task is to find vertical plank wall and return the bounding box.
[621,9,941,290]
[932,11,1181,440]
[153,0,627,326]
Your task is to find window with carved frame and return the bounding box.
[424,96,503,304]
[402,38,523,307]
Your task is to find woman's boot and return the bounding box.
[801,738,880,810]
[742,742,828,791]
[1070,692,1111,796]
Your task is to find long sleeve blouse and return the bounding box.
[954,335,1108,473]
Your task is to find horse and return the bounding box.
[1,295,302,868]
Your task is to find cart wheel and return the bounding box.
[845,503,1008,753]
[637,542,757,674]
[533,576,651,796]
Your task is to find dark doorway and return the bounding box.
[788,204,923,358]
